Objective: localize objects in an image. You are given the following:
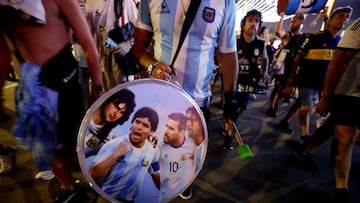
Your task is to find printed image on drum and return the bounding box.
[77,78,208,203]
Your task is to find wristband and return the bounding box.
[146,62,160,77]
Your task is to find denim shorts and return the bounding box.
[298,86,320,107]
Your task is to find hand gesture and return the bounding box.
[114,141,131,158]
[113,40,132,57]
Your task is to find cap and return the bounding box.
[294,14,304,20]
[329,6,353,20]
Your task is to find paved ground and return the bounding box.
[1,79,360,203]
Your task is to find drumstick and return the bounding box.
[232,122,253,160]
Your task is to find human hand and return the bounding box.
[222,117,233,136]
[148,135,158,148]
[115,141,131,158]
[150,63,173,80]
[316,97,330,117]
[113,40,132,57]
[282,86,295,97]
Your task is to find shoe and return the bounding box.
[290,152,318,173]
[0,146,16,174]
[265,108,276,118]
[276,120,293,134]
[35,170,55,180]
[179,187,192,200]
[53,187,87,203]
[333,188,351,203]
[222,134,234,150]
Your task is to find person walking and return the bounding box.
[316,15,360,203]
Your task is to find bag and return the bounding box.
[271,48,289,75]
[39,43,78,90]
[108,23,143,75]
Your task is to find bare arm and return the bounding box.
[217,51,238,93]
[0,32,11,88]
[316,48,354,115]
[133,28,172,79]
[275,12,287,39]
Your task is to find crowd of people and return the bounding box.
[0,0,359,203]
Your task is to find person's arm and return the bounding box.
[133,28,172,79]
[90,141,130,181]
[56,0,103,93]
[217,52,238,93]
[150,173,160,190]
[286,52,302,87]
[316,48,354,116]
[0,32,11,88]
[275,12,287,39]
[261,43,269,79]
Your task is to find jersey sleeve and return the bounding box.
[338,17,360,49]
[217,0,237,53]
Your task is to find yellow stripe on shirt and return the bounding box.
[304,49,335,60]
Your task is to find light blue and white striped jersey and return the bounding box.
[136,0,237,107]
[158,136,196,202]
[93,135,159,202]
[335,17,360,97]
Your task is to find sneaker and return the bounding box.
[333,188,351,203]
[222,135,234,150]
[35,170,55,180]
[179,187,192,200]
[276,120,293,134]
[290,152,318,173]
[0,146,16,174]
[265,108,276,118]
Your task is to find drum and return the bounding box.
[77,78,208,203]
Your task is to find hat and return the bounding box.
[294,14,304,20]
[329,6,353,20]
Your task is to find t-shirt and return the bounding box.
[93,135,159,202]
[136,0,237,107]
[158,137,196,202]
[296,30,340,90]
[334,17,360,97]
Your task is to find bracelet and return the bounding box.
[92,85,103,92]
[146,62,160,77]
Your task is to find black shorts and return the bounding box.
[330,94,360,128]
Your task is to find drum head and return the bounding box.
[77,78,208,203]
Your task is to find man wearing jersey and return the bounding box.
[158,112,196,202]
[316,16,360,203]
[223,9,268,149]
[133,0,238,158]
[90,107,160,202]
[285,6,352,144]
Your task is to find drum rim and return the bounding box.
[77,78,208,203]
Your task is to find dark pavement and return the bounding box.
[1,79,360,203]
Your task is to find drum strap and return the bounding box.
[170,0,201,69]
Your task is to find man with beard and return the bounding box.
[266,13,304,119]
[185,106,205,171]
[285,6,352,146]
[84,88,136,162]
[158,112,196,202]
[90,107,160,202]
[226,9,269,149]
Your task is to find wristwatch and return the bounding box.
[146,62,160,77]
